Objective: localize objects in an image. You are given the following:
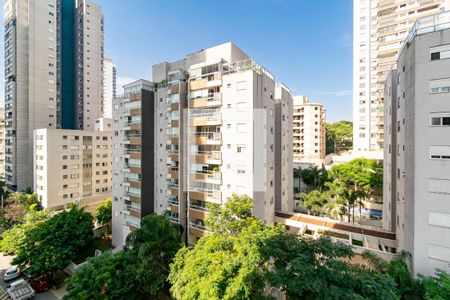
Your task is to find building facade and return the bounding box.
[102,58,116,118]
[275,84,293,212]
[3,0,104,191]
[34,128,112,210]
[292,95,326,165]
[353,0,449,156]
[383,13,450,276]
[111,80,155,247]
[112,43,293,246]
[0,108,4,179]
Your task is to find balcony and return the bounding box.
[193,171,221,184]
[189,78,208,91]
[189,189,221,204]
[189,93,222,108]
[168,166,179,179]
[168,84,179,94]
[189,110,221,126]
[169,186,179,197]
[168,196,179,205]
[192,151,221,164]
[189,221,207,232]
[193,132,222,145]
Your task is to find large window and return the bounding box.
[430,114,450,126]
[430,78,450,94]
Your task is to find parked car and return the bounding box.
[6,278,35,300]
[3,266,20,281]
[30,275,52,293]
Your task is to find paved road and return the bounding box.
[0,254,58,300]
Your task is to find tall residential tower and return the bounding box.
[3,0,104,191]
[353,0,449,157]
[384,13,450,276]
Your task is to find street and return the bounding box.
[0,254,59,300]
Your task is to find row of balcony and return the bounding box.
[189,93,222,109]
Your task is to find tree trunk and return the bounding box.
[347,205,351,222]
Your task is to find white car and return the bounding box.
[3,266,20,282]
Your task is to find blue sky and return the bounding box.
[1,0,353,122]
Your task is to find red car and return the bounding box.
[30,275,52,293]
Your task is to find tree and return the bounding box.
[299,190,326,215]
[125,215,183,298]
[1,192,41,226]
[95,198,112,232]
[0,210,53,255]
[64,251,138,300]
[363,251,422,299]
[13,205,93,277]
[326,121,353,154]
[419,269,450,300]
[64,215,182,299]
[169,195,399,300]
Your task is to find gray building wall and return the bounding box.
[386,24,450,276]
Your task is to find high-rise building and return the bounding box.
[353,0,449,157]
[0,108,4,179]
[275,85,293,212]
[292,96,326,164]
[111,80,155,247]
[3,0,104,191]
[33,124,112,211]
[383,13,450,276]
[102,58,116,118]
[112,42,292,247]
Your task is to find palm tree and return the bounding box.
[341,189,367,223]
[354,189,368,221]
[299,190,325,216]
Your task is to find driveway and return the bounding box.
[0,253,59,299]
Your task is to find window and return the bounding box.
[237,145,246,153]
[430,115,450,126]
[430,45,450,61]
[237,123,247,133]
[430,146,450,160]
[430,78,450,94]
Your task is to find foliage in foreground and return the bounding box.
[64,215,182,299]
[169,194,398,300]
[0,210,54,255]
[13,205,93,277]
[95,198,112,226]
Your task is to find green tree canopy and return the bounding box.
[65,215,182,299]
[95,198,112,226]
[1,192,41,227]
[329,158,383,191]
[326,121,353,154]
[0,210,54,255]
[419,269,450,300]
[13,205,93,277]
[169,195,399,300]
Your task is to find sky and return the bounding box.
[0,0,353,122]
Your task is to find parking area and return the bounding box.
[0,254,60,300]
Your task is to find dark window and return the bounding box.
[431,52,440,60]
[443,117,450,126]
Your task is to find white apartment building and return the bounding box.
[383,13,450,276]
[353,0,449,157]
[292,96,326,165]
[34,128,112,210]
[3,0,104,191]
[112,42,293,246]
[155,43,286,244]
[102,58,116,118]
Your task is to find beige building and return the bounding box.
[34,128,112,210]
[292,96,326,165]
[383,13,450,276]
[353,0,450,156]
